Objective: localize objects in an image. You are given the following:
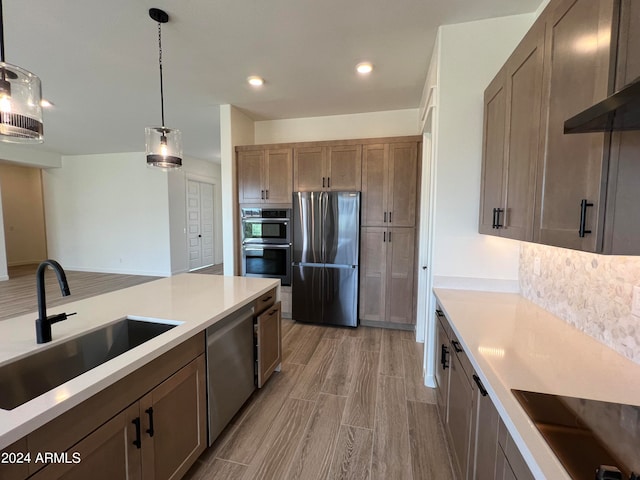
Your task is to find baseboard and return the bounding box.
[424,372,436,388]
[359,320,416,332]
[61,265,168,277]
[0,275,9,282]
[432,275,519,293]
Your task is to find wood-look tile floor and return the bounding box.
[184,320,455,480]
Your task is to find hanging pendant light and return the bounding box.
[0,0,43,143]
[146,8,182,169]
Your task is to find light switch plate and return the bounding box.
[632,286,640,317]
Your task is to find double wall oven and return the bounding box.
[241,208,291,286]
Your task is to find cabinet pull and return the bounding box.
[495,208,504,229]
[451,339,463,353]
[261,296,273,302]
[261,190,265,200]
[384,212,387,223]
[440,344,449,370]
[266,189,269,200]
[388,231,392,242]
[389,211,392,223]
[322,177,326,188]
[145,407,155,437]
[473,374,488,397]
[383,231,386,242]
[492,208,497,229]
[132,417,142,448]
[435,309,444,317]
[579,199,594,237]
[268,308,278,316]
[328,177,331,188]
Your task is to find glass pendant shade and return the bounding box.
[145,126,182,169]
[0,61,43,143]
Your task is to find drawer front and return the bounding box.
[255,288,276,314]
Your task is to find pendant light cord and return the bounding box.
[157,21,165,127]
[0,0,6,62]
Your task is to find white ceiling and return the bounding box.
[5,0,542,162]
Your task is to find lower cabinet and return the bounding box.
[359,227,416,328]
[31,355,207,480]
[1,335,207,480]
[254,290,282,388]
[434,304,534,480]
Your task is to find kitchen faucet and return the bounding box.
[35,260,76,344]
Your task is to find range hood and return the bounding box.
[564,78,640,134]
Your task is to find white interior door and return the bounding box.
[187,179,215,271]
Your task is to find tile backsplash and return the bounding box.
[520,243,640,364]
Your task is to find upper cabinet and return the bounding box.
[480,0,640,254]
[237,148,292,204]
[536,0,617,252]
[293,144,362,191]
[480,21,545,241]
[362,142,419,227]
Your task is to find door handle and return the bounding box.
[579,199,593,237]
[145,407,155,437]
[422,266,428,270]
[198,234,202,238]
[132,417,142,448]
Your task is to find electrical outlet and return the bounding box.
[632,286,640,317]
[533,257,541,276]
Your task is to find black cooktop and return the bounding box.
[512,390,640,480]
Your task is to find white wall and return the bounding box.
[43,153,172,276]
[220,105,255,275]
[255,109,419,144]
[0,164,47,266]
[430,14,536,291]
[0,144,61,168]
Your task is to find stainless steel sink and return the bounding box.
[0,318,178,410]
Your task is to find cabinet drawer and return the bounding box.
[255,288,276,314]
[450,332,473,383]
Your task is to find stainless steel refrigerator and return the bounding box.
[292,191,360,327]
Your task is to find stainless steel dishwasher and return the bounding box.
[206,303,255,445]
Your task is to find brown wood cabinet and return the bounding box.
[362,142,419,227]
[479,20,545,241]
[255,293,282,388]
[237,148,292,204]
[293,144,362,191]
[536,0,617,251]
[434,309,451,422]
[360,227,415,328]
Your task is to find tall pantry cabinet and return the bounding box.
[359,141,420,329]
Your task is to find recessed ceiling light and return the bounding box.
[40,99,54,108]
[248,76,264,87]
[356,62,373,74]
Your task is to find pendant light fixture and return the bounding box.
[146,8,182,169]
[0,0,43,143]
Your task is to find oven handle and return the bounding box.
[241,218,290,223]
[243,244,292,250]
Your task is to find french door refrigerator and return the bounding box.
[292,191,360,327]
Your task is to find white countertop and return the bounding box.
[434,288,640,480]
[0,274,279,451]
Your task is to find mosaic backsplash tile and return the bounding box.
[520,243,640,364]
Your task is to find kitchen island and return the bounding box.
[0,273,279,454]
[434,288,640,480]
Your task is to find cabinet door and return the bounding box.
[616,0,640,87]
[256,301,282,388]
[265,149,292,203]
[30,404,142,480]
[140,355,207,480]
[537,0,616,251]
[479,68,507,235]
[0,438,30,480]
[388,142,419,227]
[294,146,326,191]
[434,313,450,422]
[361,144,389,227]
[502,21,545,242]
[327,144,362,191]
[237,150,265,203]
[448,349,472,479]
[470,379,500,480]
[386,227,415,325]
[359,227,387,323]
